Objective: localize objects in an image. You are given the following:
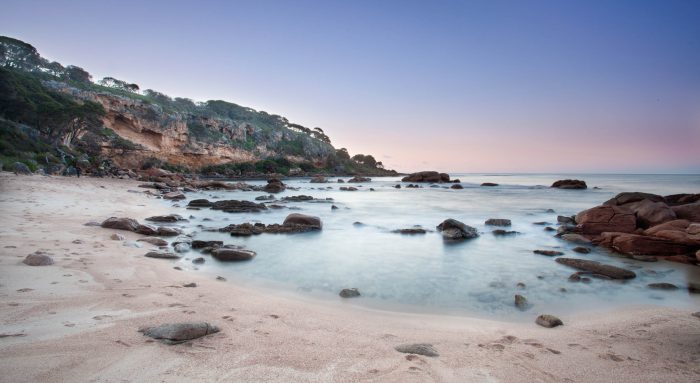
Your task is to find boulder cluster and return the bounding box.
[564,192,700,264]
[401,171,452,183]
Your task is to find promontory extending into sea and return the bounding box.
[1,29,700,383]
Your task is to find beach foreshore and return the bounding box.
[1,173,699,383]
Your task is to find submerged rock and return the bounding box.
[211,200,267,213]
[481,182,498,187]
[339,288,360,298]
[647,283,678,290]
[138,237,168,246]
[536,314,563,328]
[347,176,371,183]
[533,250,564,256]
[139,322,219,344]
[394,343,439,357]
[555,257,636,279]
[572,246,591,254]
[450,184,463,189]
[492,229,519,236]
[187,199,213,207]
[392,228,427,235]
[436,219,478,241]
[485,218,511,226]
[514,294,529,310]
[263,178,286,193]
[191,240,223,249]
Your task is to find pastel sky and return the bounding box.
[2,0,699,173]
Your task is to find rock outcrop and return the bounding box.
[436,219,478,241]
[551,179,587,189]
[402,171,450,183]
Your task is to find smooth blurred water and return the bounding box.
[163,173,700,321]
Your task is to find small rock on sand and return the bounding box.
[23,252,54,266]
[110,233,125,241]
[394,343,439,357]
[145,251,180,259]
[139,322,219,344]
[138,237,168,246]
[536,314,563,328]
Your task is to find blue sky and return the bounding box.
[2,0,699,172]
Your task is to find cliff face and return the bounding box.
[45,81,335,169]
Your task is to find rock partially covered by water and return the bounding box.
[339,288,360,298]
[212,248,256,261]
[514,294,529,310]
[555,257,636,279]
[102,217,140,232]
[211,200,267,213]
[163,191,186,200]
[485,218,511,226]
[139,322,219,344]
[192,240,224,249]
[23,252,54,266]
[138,237,168,246]
[282,195,314,202]
[481,182,498,187]
[347,176,371,183]
[394,343,439,357]
[340,186,358,191]
[146,214,186,222]
[392,228,428,235]
[536,314,563,328]
[533,250,563,256]
[436,219,478,241]
[188,199,213,207]
[283,213,322,229]
[145,251,181,259]
[402,171,450,183]
[309,176,327,183]
[551,179,587,189]
[263,178,286,193]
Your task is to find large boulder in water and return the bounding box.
[283,213,322,229]
[211,200,267,213]
[139,322,219,344]
[101,217,140,232]
[436,219,478,241]
[575,205,636,234]
[555,257,636,279]
[402,171,450,183]
[347,176,371,183]
[309,176,327,183]
[598,233,691,255]
[263,178,286,193]
[551,179,587,189]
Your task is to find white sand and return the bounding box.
[1,173,699,382]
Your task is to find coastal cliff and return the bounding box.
[0,36,395,177]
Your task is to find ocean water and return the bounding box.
[163,174,700,321]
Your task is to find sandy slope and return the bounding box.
[0,173,699,383]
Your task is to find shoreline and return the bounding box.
[1,173,700,382]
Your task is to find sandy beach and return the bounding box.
[1,173,699,383]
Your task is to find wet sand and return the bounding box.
[1,172,699,382]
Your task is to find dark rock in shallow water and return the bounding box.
[556,215,575,224]
[339,288,360,298]
[514,294,529,310]
[188,199,213,207]
[145,251,180,259]
[211,200,267,213]
[163,191,186,200]
[392,228,427,235]
[263,178,286,193]
[485,218,511,226]
[572,246,591,254]
[402,171,450,183]
[23,252,54,266]
[102,217,140,232]
[192,240,223,249]
[436,219,478,241]
[157,227,181,237]
[551,179,587,189]
[139,322,219,344]
[212,248,256,261]
[347,176,371,183]
[481,182,498,187]
[146,214,185,222]
[450,184,463,189]
[135,224,158,236]
[560,234,591,244]
[339,186,358,191]
[282,195,314,202]
[283,213,322,229]
[394,343,439,357]
[544,226,556,232]
[255,195,275,201]
[331,205,339,210]
[192,257,205,264]
[492,229,519,236]
[647,283,678,290]
[533,250,564,256]
[536,314,563,328]
[555,257,636,279]
[309,176,327,183]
